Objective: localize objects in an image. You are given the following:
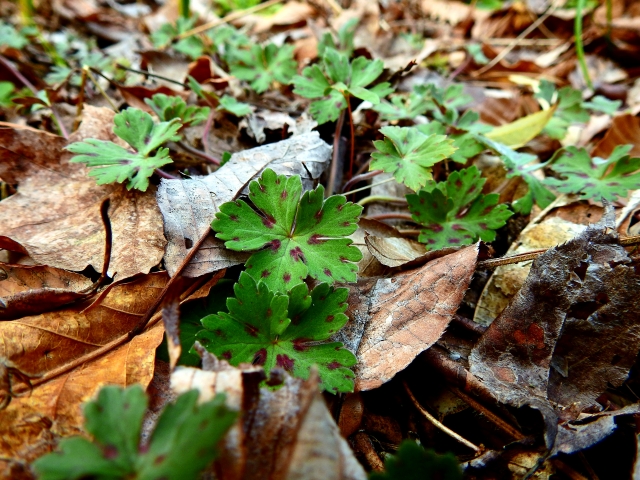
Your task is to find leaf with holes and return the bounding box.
[407,166,513,250]
[370,126,456,191]
[545,145,640,202]
[196,272,357,393]
[33,385,236,480]
[66,107,181,191]
[228,43,297,94]
[211,169,363,292]
[145,93,210,128]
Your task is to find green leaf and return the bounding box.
[197,272,357,393]
[474,135,556,214]
[217,95,252,116]
[0,81,15,108]
[0,21,29,50]
[369,441,462,480]
[145,93,210,128]
[350,56,384,89]
[317,18,357,57]
[67,108,182,191]
[229,43,297,93]
[323,48,351,84]
[371,126,456,191]
[33,385,236,480]
[212,169,362,292]
[407,166,513,250]
[293,65,332,99]
[546,145,640,202]
[174,36,205,60]
[373,91,434,121]
[582,95,621,115]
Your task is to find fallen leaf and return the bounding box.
[240,2,316,34]
[334,244,479,391]
[485,107,555,149]
[0,272,169,463]
[157,131,331,277]
[591,113,640,159]
[0,108,167,280]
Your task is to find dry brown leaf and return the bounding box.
[334,244,479,391]
[0,272,168,464]
[239,2,315,33]
[172,349,366,480]
[157,132,331,277]
[0,108,166,280]
[0,263,92,297]
[591,113,640,158]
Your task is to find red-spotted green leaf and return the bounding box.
[196,272,357,393]
[407,166,513,250]
[211,169,363,293]
[371,126,456,191]
[32,385,236,480]
[66,107,181,191]
[546,145,640,202]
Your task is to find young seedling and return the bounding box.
[197,272,357,393]
[370,125,456,191]
[212,169,363,293]
[145,93,210,128]
[150,17,204,60]
[407,166,513,250]
[33,385,236,480]
[546,144,640,202]
[228,43,297,94]
[317,18,358,57]
[66,107,182,191]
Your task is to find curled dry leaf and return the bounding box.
[157,131,331,277]
[0,108,166,280]
[470,207,640,438]
[0,272,168,464]
[365,234,461,269]
[333,244,479,391]
[172,347,366,480]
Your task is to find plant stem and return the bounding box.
[114,63,187,87]
[178,140,220,165]
[346,96,356,179]
[341,169,383,194]
[575,0,593,90]
[179,0,190,18]
[364,213,415,222]
[342,176,396,196]
[86,67,118,112]
[327,109,345,197]
[155,169,179,180]
[357,195,407,207]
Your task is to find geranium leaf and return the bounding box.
[145,94,210,128]
[407,166,513,250]
[371,126,456,191]
[212,169,363,292]
[229,43,297,94]
[545,145,640,202]
[196,272,357,393]
[66,108,181,191]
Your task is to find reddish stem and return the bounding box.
[346,96,355,179]
[341,169,383,194]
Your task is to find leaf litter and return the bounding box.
[1,0,640,478]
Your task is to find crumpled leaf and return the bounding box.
[197,272,357,393]
[171,354,366,480]
[66,107,182,191]
[0,273,168,463]
[407,166,512,250]
[333,244,478,391]
[546,144,640,202]
[33,385,236,480]
[0,111,167,280]
[364,235,460,269]
[469,208,640,432]
[370,126,456,191]
[156,131,331,277]
[212,169,362,292]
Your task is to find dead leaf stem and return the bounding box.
[327,109,345,196]
[403,380,482,454]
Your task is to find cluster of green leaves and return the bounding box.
[293,47,392,124]
[545,145,640,202]
[227,42,297,94]
[317,18,358,57]
[188,76,252,117]
[33,385,236,480]
[198,169,362,391]
[151,17,204,60]
[67,108,181,191]
[406,166,513,250]
[0,20,36,50]
[146,93,210,128]
[535,80,621,140]
[369,441,462,480]
[197,272,357,393]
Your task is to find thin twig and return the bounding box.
[342,176,396,196]
[403,381,482,454]
[178,139,220,165]
[472,0,561,77]
[115,63,187,87]
[178,0,284,39]
[86,67,118,112]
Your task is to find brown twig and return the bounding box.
[178,139,220,165]
[341,169,384,194]
[327,110,345,196]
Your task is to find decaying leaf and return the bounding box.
[157,131,331,277]
[333,244,478,391]
[0,273,168,463]
[0,108,166,280]
[470,207,640,438]
[172,348,366,480]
